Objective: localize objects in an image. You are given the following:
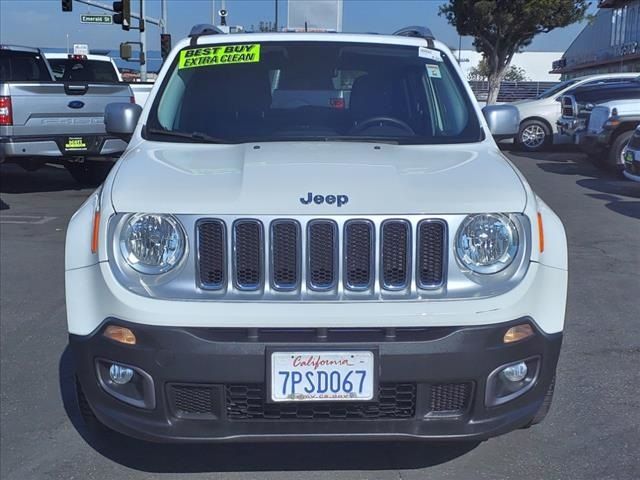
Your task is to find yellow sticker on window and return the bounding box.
[178,44,261,69]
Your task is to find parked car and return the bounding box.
[511,73,637,152]
[579,99,640,171]
[622,125,640,182]
[557,77,640,170]
[66,26,567,443]
[0,45,133,185]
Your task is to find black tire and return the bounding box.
[607,130,634,174]
[523,375,555,428]
[65,162,112,187]
[517,119,552,153]
[76,376,109,434]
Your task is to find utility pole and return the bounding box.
[274,0,278,32]
[139,0,147,81]
[161,0,167,33]
[211,0,215,24]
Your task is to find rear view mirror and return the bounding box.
[482,105,520,141]
[105,103,142,142]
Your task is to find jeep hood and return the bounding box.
[110,142,527,215]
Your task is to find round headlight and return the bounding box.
[120,214,185,274]
[455,213,519,274]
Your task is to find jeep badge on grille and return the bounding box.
[300,192,349,207]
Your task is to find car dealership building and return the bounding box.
[551,0,640,79]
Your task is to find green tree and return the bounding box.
[440,0,588,104]
[468,58,529,82]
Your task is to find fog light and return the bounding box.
[109,364,134,385]
[501,361,528,382]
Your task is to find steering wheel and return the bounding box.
[350,116,415,135]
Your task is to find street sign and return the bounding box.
[80,14,113,24]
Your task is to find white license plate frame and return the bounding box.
[269,350,376,403]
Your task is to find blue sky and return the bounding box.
[1,0,596,55]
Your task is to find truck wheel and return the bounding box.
[522,375,555,428]
[66,162,111,187]
[607,130,634,174]
[518,120,551,152]
[76,377,109,434]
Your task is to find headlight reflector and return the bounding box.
[120,214,185,274]
[455,213,519,274]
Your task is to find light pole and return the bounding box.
[139,0,147,81]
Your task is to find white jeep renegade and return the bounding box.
[65,26,568,442]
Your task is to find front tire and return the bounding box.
[523,375,555,428]
[76,377,110,435]
[66,162,112,187]
[607,130,633,174]
[518,120,552,153]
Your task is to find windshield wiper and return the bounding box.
[145,127,227,144]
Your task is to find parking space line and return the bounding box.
[0,215,57,225]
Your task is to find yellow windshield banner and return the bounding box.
[178,44,261,69]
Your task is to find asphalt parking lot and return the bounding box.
[1,150,639,480]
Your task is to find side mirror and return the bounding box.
[105,103,142,141]
[482,105,520,141]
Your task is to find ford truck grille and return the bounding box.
[561,95,576,118]
[196,217,447,298]
[628,129,640,149]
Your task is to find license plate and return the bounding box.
[64,136,88,152]
[270,351,374,402]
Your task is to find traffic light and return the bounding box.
[119,43,133,61]
[160,34,172,61]
[61,0,72,12]
[113,0,131,31]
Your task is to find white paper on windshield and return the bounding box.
[426,64,442,78]
[418,46,442,62]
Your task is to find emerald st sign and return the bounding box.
[80,14,113,24]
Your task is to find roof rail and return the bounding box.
[393,26,435,47]
[189,24,224,46]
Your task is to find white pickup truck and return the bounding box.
[66,26,568,443]
[0,45,132,185]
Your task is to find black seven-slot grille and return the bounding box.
[197,218,446,294]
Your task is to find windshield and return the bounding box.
[47,58,119,82]
[146,41,482,145]
[536,79,580,99]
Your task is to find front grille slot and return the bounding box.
[226,383,416,420]
[430,383,472,414]
[233,220,263,290]
[417,220,446,288]
[381,220,411,290]
[344,220,374,290]
[307,220,337,290]
[197,220,226,289]
[271,221,300,290]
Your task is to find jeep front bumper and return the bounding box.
[71,318,561,443]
